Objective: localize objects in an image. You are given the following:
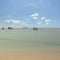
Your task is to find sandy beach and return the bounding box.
[0,47,60,60]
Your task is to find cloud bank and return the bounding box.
[37,16,56,27]
[5,19,30,28]
[4,13,57,28]
[5,20,21,24]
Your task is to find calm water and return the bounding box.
[0,28,60,49]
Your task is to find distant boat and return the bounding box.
[33,27,38,30]
[8,27,13,30]
[2,27,5,30]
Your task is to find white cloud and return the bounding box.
[40,17,56,25]
[5,19,31,28]
[31,13,39,17]
[41,17,45,21]
[33,16,38,20]
[5,20,21,24]
[44,19,52,24]
[36,16,56,27]
[34,13,39,16]
[31,13,39,20]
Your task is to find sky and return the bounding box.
[0,0,60,28]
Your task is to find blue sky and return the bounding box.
[0,0,60,28]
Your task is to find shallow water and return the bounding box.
[0,28,60,49]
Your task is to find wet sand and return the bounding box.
[0,48,60,60]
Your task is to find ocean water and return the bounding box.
[0,28,60,49]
